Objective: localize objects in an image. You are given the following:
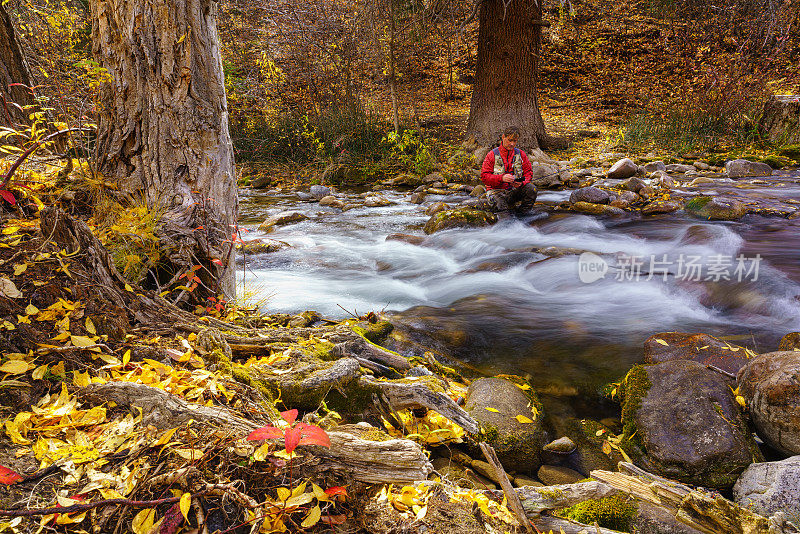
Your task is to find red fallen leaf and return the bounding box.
[296,423,331,448]
[160,503,183,534]
[0,465,22,485]
[280,409,298,425]
[211,258,222,265]
[0,190,16,206]
[324,486,347,497]
[247,426,284,441]
[284,424,302,454]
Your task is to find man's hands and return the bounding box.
[502,173,522,187]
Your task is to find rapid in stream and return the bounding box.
[238,173,800,394]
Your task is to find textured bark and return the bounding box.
[466,0,547,149]
[91,0,237,299]
[0,2,34,126]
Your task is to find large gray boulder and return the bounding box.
[570,186,610,205]
[619,361,762,488]
[465,377,546,471]
[726,159,773,178]
[607,158,638,179]
[738,351,800,455]
[734,456,800,519]
[310,184,331,199]
[684,196,748,220]
[530,162,564,187]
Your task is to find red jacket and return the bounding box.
[481,145,534,190]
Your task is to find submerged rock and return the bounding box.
[641,200,681,215]
[236,238,289,255]
[619,361,761,488]
[734,456,800,519]
[643,332,753,375]
[424,202,449,216]
[423,208,497,234]
[258,211,309,231]
[464,377,545,472]
[684,196,747,220]
[738,351,800,455]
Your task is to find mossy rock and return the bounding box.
[618,361,762,489]
[464,377,546,472]
[352,320,394,344]
[423,208,497,234]
[684,195,747,221]
[558,494,638,532]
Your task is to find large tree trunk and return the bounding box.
[466,0,547,150]
[91,0,237,301]
[0,2,34,127]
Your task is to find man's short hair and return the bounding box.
[502,126,520,139]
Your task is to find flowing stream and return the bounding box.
[238,173,800,395]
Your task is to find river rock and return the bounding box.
[641,200,681,215]
[571,201,625,216]
[464,377,545,471]
[619,176,646,192]
[470,184,486,197]
[425,202,449,216]
[733,456,800,519]
[386,233,425,246]
[638,185,656,199]
[543,436,577,454]
[694,161,710,170]
[688,176,714,186]
[318,195,343,208]
[684,196,748,220]
[738,351,800,455]
[296,191,313,201]
[423,208,496,234]
[607,158,638,179]
[409,192,425,204]
[665,163,695,173]
[726,159,773,178]
[570,186,610,205]
[249,175,271,189]
[236,238,288,255]
[619,361,761,488]
[644,161,667,173]
[310,184,331,199]
[364,195,393,207]
[530,163,565,187]
[426,188,449,195]
[779,332,800,351]
[258,211,308,231]
[422,172,443,184]
[643,332,753,374]
[537,465,583,485]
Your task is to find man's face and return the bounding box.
[501,134,518,150]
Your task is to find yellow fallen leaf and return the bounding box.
[0,360,31,375]
[13,263,27,276]
[736,395,746,408]
[276,487,291,501]
[71,335,98,349]
[73,370,91,387]
[515,383,531,390]
[654,339,669,346]
[515,414,534,424]
[131,508,156,534]
[301,505,322,528]
[172,448,203,461]
[85,318,96,336]
[25,304,39,315]
[485,407,500,413]
[179,492,192,522]
[124,283,134,292]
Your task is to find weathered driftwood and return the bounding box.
[332,338,412,371]
[533,515,626,534]
[361,375,479,434]
[78,381,432,485]
[484,480,619,515]
[590,462,800,534]
[479,442,533,533]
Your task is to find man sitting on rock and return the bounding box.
[480,126,537,218]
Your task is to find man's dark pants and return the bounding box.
[485,183,538,216]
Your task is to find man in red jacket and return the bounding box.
[480,126,537,218]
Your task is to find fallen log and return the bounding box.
[77,381,432,485]
[590,462,800,534]
[483,480,619,515]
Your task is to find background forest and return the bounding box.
[4,0,800,183]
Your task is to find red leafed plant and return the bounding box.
[0,465,22,484]
[247,409,331,453]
